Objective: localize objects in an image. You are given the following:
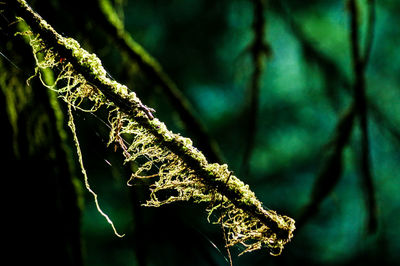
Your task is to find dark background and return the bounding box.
[1,0,399,265]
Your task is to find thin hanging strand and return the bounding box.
[68,104,124,237]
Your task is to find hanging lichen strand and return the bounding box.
[11,0,295,256]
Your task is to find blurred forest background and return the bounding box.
[1,0,400,265]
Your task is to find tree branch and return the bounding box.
[349,0,377,233]
[278,2,399,153]
[241,0,270,176]
[297,104,356,229]
[9,0,295,255]
[276,0,379,232]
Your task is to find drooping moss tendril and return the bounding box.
[68,104,124,237]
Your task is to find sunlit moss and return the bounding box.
[15,0,295,255]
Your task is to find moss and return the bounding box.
[14,0,295,256]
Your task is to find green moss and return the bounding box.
[15,1,295,255]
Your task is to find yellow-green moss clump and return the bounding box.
[14,0,295,256]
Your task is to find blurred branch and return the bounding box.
[276,0,379,231]
[241,0,270,176]
[277,1,399,150]
[96,0,224,164]
[297,105,356,229]
[363,0,376,67]
[275,0,350,111]
[349,0,377,233]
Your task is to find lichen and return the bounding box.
[107,110,295,255]
[16,1,295,255]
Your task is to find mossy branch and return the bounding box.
[10,0,295,255]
